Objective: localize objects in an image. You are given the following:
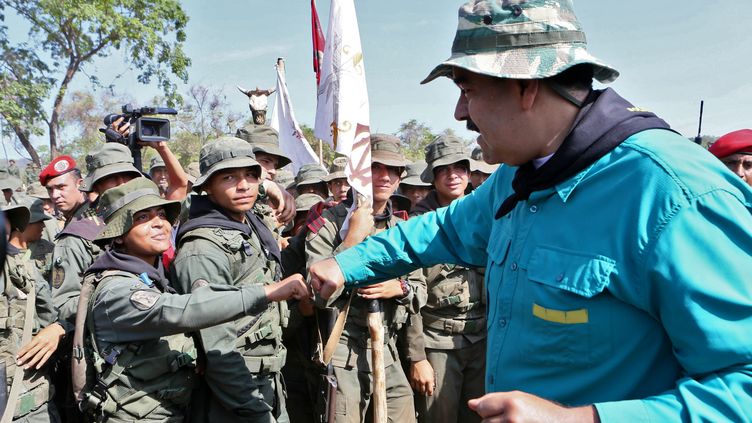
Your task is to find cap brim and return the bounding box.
[400,176,431,187]
[322,171,346,182]
[421,46,619,85]
[252,146,292,168]
[95,195,181,243]
[3,205,30,231]
[470,159,500,174]
[421,156,469,183]
[81,163,142,192]
[192,157,261,192]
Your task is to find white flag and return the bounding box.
[270,60,319,175]
[313,0,372,203]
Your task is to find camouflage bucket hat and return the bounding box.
[80,143,142,192]
[470,146,500,174]
[193,136,261,192]
[236,124,292,168]
[295,163,328,187]
[274,168,294,189]
[323,157,348,182]
[95,177,181,243]
[371,134,408,169]
[421,0,619,85]
[422,135,470,183]
[401,160,431,187]
[295,193,324,213]
[2,204,30,232]
[0,176,21,191]
[26,182,50,199]
[149,155,166,173]
[29,199,52,224]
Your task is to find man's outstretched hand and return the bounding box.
[468,391,599,423]
[308,258,346,300]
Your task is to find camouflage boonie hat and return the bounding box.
[236,124,292,168]
[80,143,142,192]
[295,193,324,213]
[422,135,470,183]
[95,177,180,243]
[421,0,619,84]
[185,161,200,185]
[275,168,294,190]
[294,163,328,188]
[29,199,52,224]
[323,157,348,182]
[401,160,431,187]
[2,203,30,232]
[0,176,21,191]
[27,182,50,199]
[149,155,166,173]
[371,134,408,169]
[193,137,261,192]
[470,146,500,174]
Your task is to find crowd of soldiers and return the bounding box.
[0,114,504,423]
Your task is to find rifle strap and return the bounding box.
[0,279,37,423]
[322,290,356,366]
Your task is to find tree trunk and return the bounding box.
[49,58,80,158]
[11,125,41,166]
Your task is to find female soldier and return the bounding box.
[75,177,306,422]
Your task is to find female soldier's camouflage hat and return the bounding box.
[421,0,618,84]
[1,204,30,232]
[422,135,471,183]
[94,177,180,243]
[192,136,262,192]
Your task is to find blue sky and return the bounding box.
[4,0,752,158]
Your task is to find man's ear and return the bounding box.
[517,79,540,111]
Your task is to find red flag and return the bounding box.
[311,0,326,86]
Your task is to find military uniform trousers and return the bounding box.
[192,372,288,423]
[332,341,415,423]
[415,340,485,423]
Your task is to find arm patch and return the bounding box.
[130,290,161,311]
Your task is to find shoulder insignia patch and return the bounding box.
[130,290,161,311]
[306,215,328,235]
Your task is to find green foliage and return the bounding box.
[0,0,191,161]
[300,123,332,165]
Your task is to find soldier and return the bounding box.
[293,164,328,199]
[51,144,141,324]
[1,203,65,423]
[468,145,498,190]
[148,155,169,196]
[399,161,432,211]
[26,183,61,243]
[0,177,23,206]
[75,177,307,422]
[39,156,86,223]
[22,162,41,190]
[305,134,425,423]
[236,125,292,182]
[7,159,20,178]
[170,137,300,422]
[322,157,350,203]
[22,200,56,280]
[708,129,752,187]
[407,135,486,423]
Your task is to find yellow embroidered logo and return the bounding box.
[627,107,651,113]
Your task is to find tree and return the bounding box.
[396,119,436,161]
[0,0,191,164]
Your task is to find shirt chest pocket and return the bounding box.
[519,246,616,368]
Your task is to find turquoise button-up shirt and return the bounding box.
[334,129,752,421]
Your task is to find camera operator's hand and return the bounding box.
[138,141,190,201]
[111,116,131,137]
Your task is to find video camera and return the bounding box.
[101,105,178,171]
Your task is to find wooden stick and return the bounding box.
[367,299,386,422]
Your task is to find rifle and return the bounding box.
[316,308,338,422]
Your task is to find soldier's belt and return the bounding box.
[242,349,287,374]
[436,296,482,312]
[422,315,487,335]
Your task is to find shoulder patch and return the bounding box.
[130,290,161,311]
[306,215,328,235]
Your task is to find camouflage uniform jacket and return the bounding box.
[407,191,487,360]
[306,201,427,371]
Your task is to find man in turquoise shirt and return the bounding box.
[309,1,752,421]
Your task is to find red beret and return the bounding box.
[39,155,78,185]
[708,129,752,159]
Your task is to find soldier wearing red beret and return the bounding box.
[708,129,752,187]
[40,155,87,222]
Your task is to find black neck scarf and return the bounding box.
[495,88,675,219]
[88,249,175,293]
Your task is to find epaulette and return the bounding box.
[307,215,329,235]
